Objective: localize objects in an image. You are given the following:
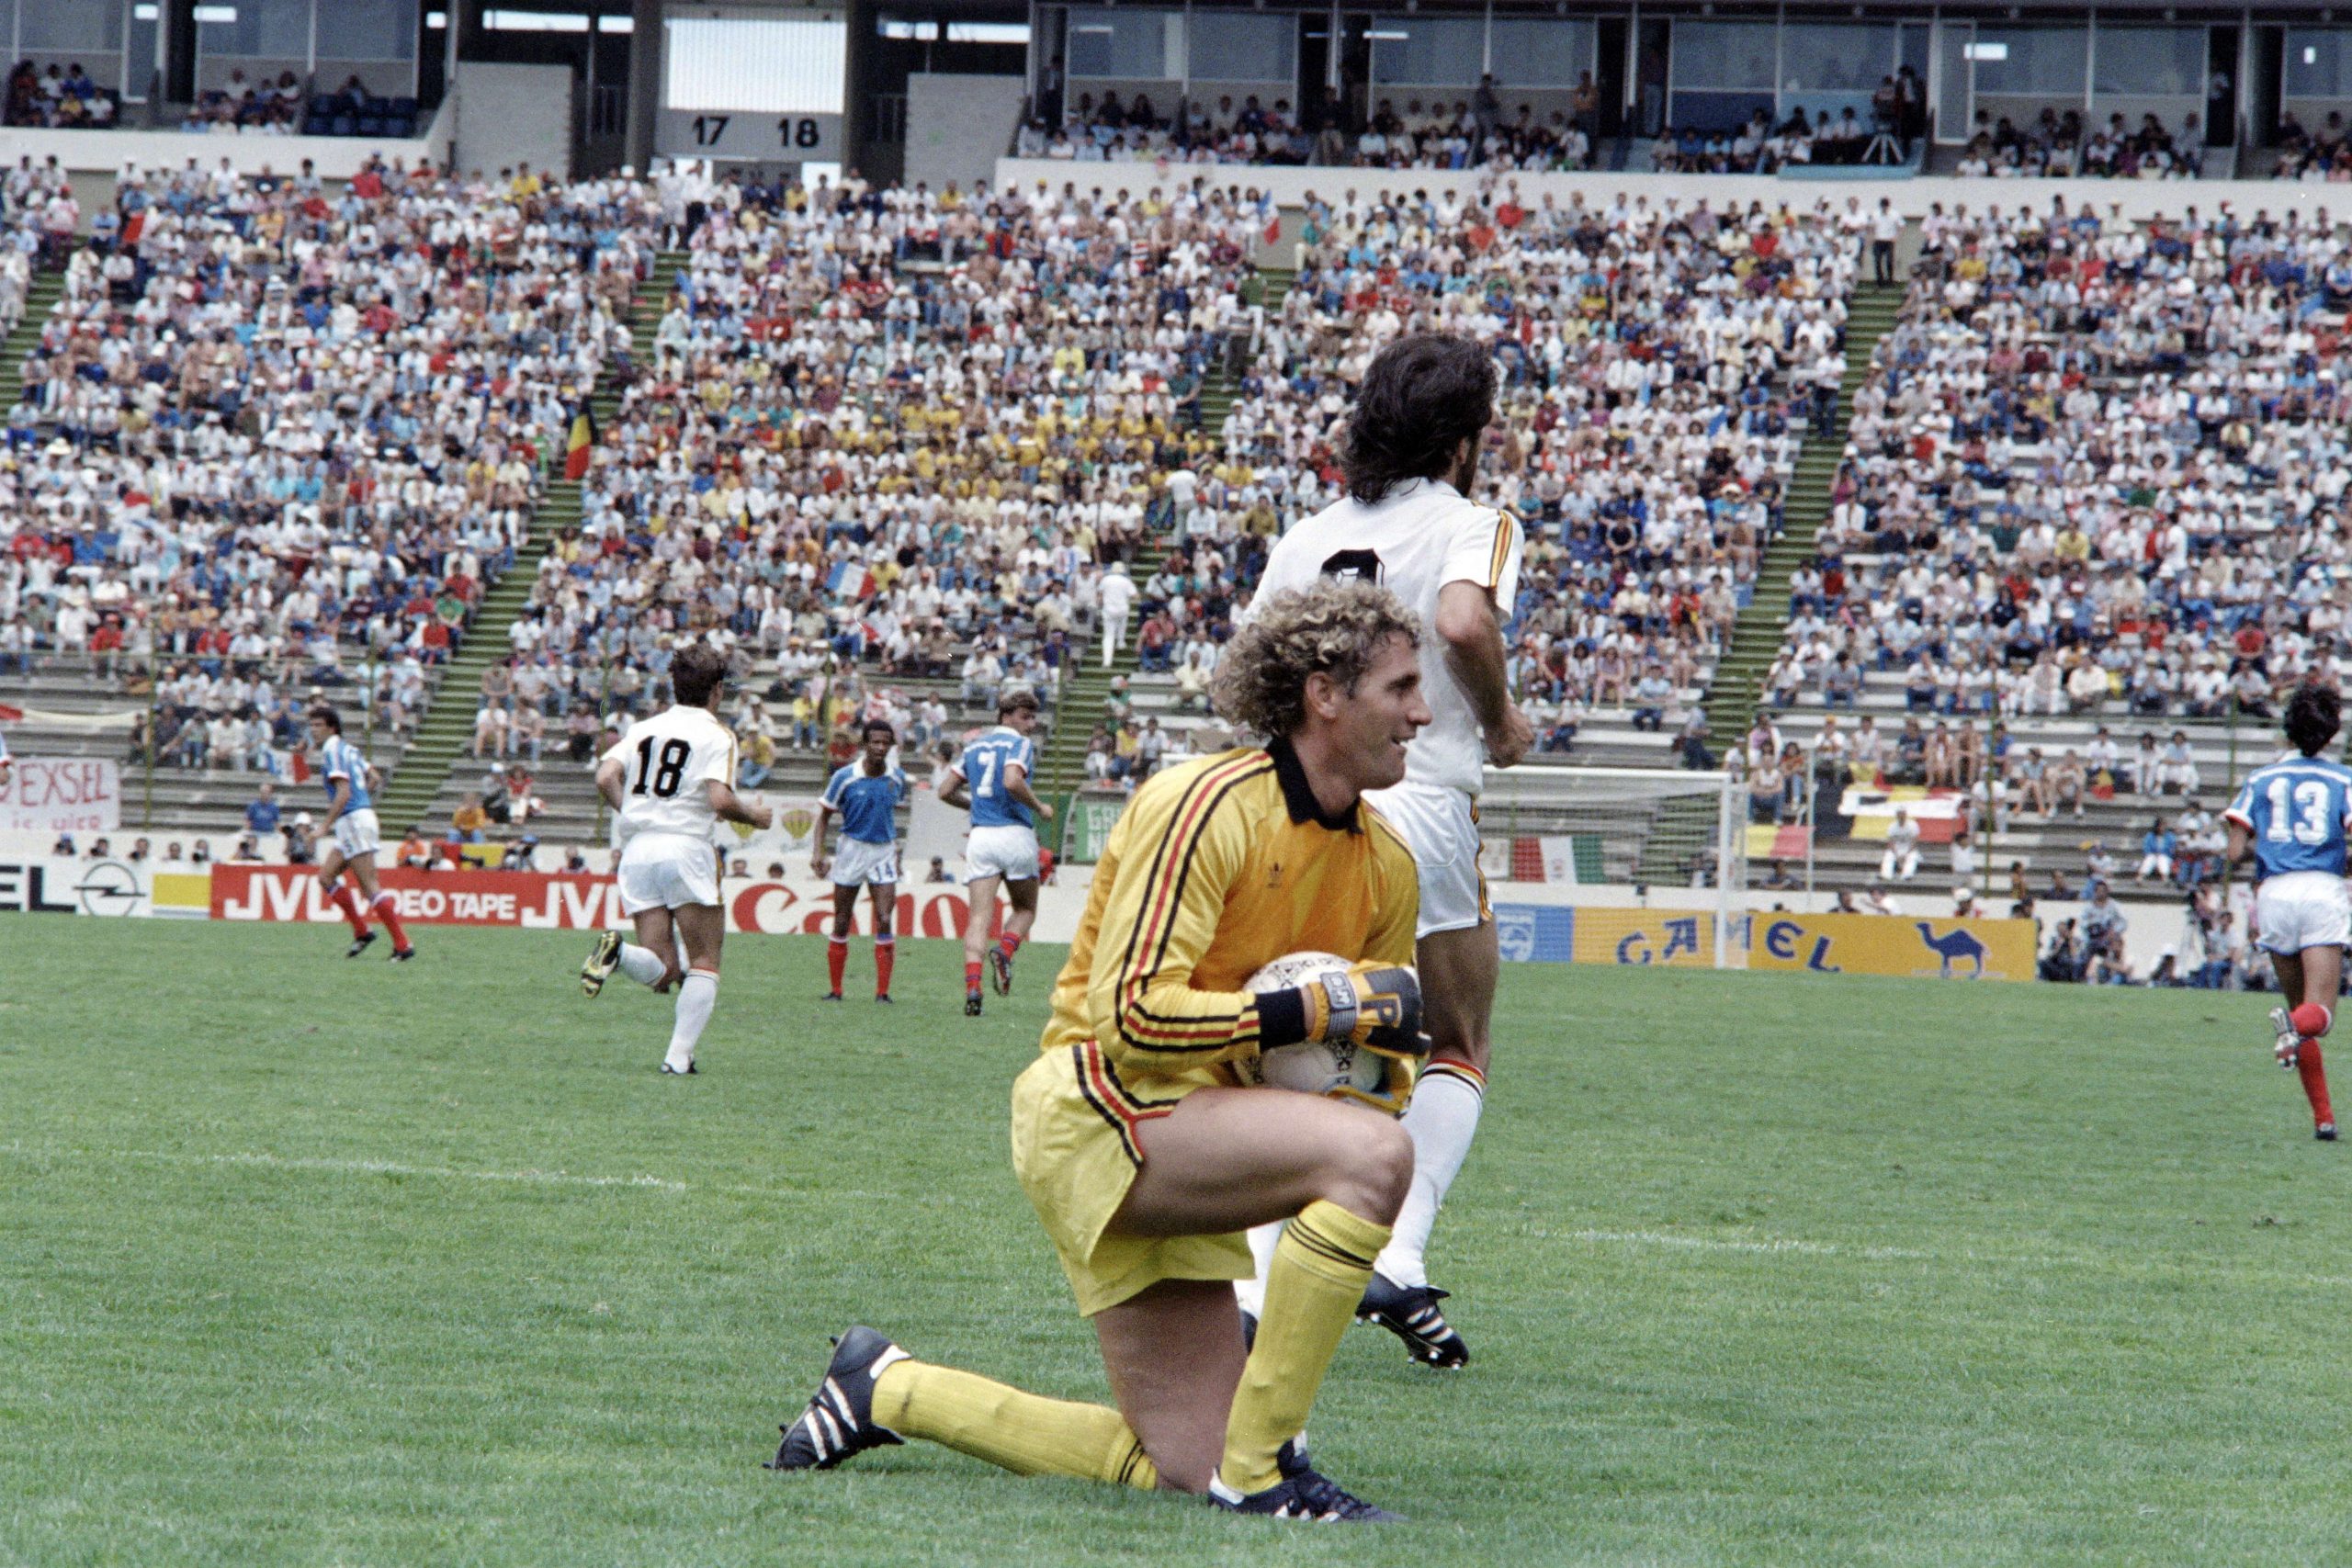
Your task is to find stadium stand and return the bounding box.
[1725,197,2339,902]
[1,159,651,845]
[6,137,2338,908]
[370,174,1274,855]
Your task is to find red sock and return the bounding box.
[965,959,984,993]
[875,937,895,997]
[999,930,1023,961]
[329,883,369,937]
[2300,1039,2336,1127]
[827,937,848,995]
[371,892,412,953]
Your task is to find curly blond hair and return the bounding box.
[1214,581,1422,739]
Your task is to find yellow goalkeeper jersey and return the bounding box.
[1042,739,1419,1088]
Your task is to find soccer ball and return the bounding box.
[1238,951,1392,1100]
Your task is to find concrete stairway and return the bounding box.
[368,248,687,836]
[2,268,65,400]
[1633,280,1907,883]
[1026,270,1291,818]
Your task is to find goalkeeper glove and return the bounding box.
[1261,961,1428,1058]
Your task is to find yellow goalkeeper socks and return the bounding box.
[872,1359,1159,1490]
[1218,1198,1391,1495]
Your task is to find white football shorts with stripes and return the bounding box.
[332,807,382,860]
[830,837,901,887]
[965,822,1041,884]
[1363,779,1489,937]
[2255,870,2352,955]
[616,830,721,914]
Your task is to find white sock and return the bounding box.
[667,969,718,1068]
[1232,1219,1284,1318]
[616,942,667,987]
[1374,1065,1487,1289]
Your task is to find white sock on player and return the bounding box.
[1232,1219,1284,1318]
[1374,1063,1486,1289]
[616,942,667,987]
[666,968,718,1071]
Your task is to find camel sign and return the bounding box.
[1749,913,2038,981]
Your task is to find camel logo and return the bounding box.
[1914,922,1987,979]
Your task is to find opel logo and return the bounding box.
[75,860,143,917]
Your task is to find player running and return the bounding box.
[941,688,1057,1016]
[308,705,414,962]
[811,720,911,1004]
[767,581,1432,1520]
[1238,333,1529,1368]
[579,644,772,1076]
[2225,682,2352,1141]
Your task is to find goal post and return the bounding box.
[1471,766,1747,970]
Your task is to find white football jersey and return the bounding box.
[1252,477,1523,795]
[603,705,737,841]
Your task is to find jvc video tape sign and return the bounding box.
[656,110,842,162]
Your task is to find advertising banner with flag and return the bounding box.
[1835,784,1967,843]
[563,405,596,480]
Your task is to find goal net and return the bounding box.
[1472,767,1747,969]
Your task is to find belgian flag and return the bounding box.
[563,404,596,480]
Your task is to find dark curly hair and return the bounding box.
[2286,680,2341,758]
[1342,333,1498,504]
[1213,580,1421,739]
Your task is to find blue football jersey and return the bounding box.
[319,735,372,811]
[955,727,1035,829]
[821,762,909,844]
[2227,753,2352,879]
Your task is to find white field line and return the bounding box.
[7,1144,2347,1289]
[1545,1224,2352,1291]
[0,1142,691,1193]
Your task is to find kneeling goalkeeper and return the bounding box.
[768,580,1433,1520]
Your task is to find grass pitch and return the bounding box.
[3,916,2347,1565]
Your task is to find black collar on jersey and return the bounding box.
[1267,736,1360,833]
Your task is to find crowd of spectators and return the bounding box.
[4,61,118,130]
[475,165,1266,796]
[1730,194,2352,890]
[2273,111,2352,181]
[1953,109,2201,180]
[1025,76,1600,171]
[1760,196,2352,733]
[3,156,653,785]
[1246,184,1860,749]
[1650,105,1885,175]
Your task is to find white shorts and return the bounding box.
[831,837,900,887]
[2256,870,2352,956]
[617,832,721,915]
[1363,780,1488,938]
[331,808,382,861]
[966,822,1041,885]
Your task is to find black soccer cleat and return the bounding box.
[390,946,416,962]
[965,990,983,1017]
[661,1060,696,1076]
[875,994,893,1005]
[2321,1122,2339,1142]
[820,991,843,1003]
[767,1325,909,1472]
[345,930,378,959]
[582,931,622,996]
[1209,1461,1404,1522]
[1358,1273,1470,1370]
[989,946,1014,997]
